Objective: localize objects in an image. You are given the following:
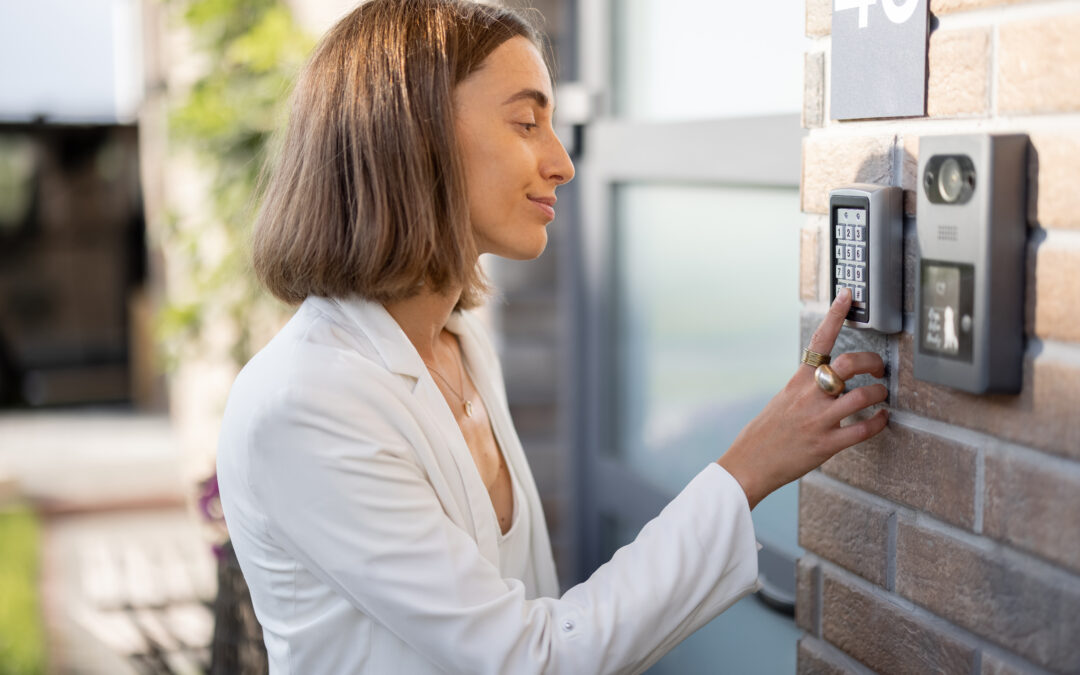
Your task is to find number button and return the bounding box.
[855,246,864,262]
[854,286,864,302]
[855,266,864,282]
[844,266,854,281]
[845,226,854,240]
[836,225,844,240]
[855,226,864,241]
[845,246,854,261]
[835,264,844,280]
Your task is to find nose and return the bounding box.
[543,131,575,186]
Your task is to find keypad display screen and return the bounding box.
[919,260,974,363]
[831,203,869,322]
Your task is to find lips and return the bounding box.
[528,195,556,219]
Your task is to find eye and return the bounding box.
[517,122,538,132]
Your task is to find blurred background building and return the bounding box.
[0,0,1077,673]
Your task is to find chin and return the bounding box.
[487,231,548,261]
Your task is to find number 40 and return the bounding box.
[835,0,920,29]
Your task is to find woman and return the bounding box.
[216,1,890,673]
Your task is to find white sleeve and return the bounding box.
[249,383,758,675]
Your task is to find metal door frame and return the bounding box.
[565,0,806,586]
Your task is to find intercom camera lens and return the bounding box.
[938,158,964,203]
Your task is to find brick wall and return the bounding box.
[798,1,1080,673]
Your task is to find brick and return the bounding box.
[800,314,891,394]
[927,28,990,118]
[821,421,977,529]
[798,473,891,586]
[806,0,830,37]
[803,52,825,129]
[901,135,918,216]
[998,14,1080,115]
[930,0,1027,15]
[796,556,821,635]
[896,520,1080,673]
[802,136,895,215]
[801,224,820,302]
[1032,238,1080,342]
[1029,133,1080,230]
[822,573,976,675]
[896,333,1080,460]
[797,636,850,675]
[984,450,1080,575]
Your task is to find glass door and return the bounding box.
[568,1,808,672]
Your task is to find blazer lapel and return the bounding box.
[327,296,501,568]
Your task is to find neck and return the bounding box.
[383,286,463,362]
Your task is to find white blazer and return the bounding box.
[217,295,759,674]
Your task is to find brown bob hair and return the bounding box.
[252,0,544,308]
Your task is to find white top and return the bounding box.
[497,455,536,593]
[216,295,759,674]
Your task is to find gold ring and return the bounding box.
[801,348,831,368]
[815,364,845,396]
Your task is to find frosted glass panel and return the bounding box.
[614,184,800,522]
[613,0,809,121]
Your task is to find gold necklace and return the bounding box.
[425,349,474,418]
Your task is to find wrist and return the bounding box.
[715,458,760,510]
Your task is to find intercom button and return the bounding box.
[835,264,844,280]
[855,247,864,262]
[835,245,844,260]
[855,226,864,241]
[845,246,854,261]
[854,286,864,302]
[845,226,854,240]
[855,266,864,282]
[844,266,854,281]
[836,225,844,240]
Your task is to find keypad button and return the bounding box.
[845,246,854,261]
[835,264,844,280]
[855,226,864,241]
[855,246,864,262]
[835,245,844,260]
[836,284,845,299]
[835,225,844,240]
[844,266,854,281]
[855,266,864,282]
[845,226,854,240]
[854,286,864,302]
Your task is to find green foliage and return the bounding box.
[161,0,314,366]
[0,507,44,675]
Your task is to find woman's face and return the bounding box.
[454,36,575,260]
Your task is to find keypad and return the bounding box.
[833,207,869,310]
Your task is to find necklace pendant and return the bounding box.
[464,400,474,417]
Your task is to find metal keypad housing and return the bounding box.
[829,185,903,334]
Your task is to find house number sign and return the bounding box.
[831,0,929,120]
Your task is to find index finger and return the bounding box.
[807,288,852,356]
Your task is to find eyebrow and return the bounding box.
[501,88,551,109]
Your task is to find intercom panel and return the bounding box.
[914,134,1028,394]
[829,184,903,333]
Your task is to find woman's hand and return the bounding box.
[717,288,889,510]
